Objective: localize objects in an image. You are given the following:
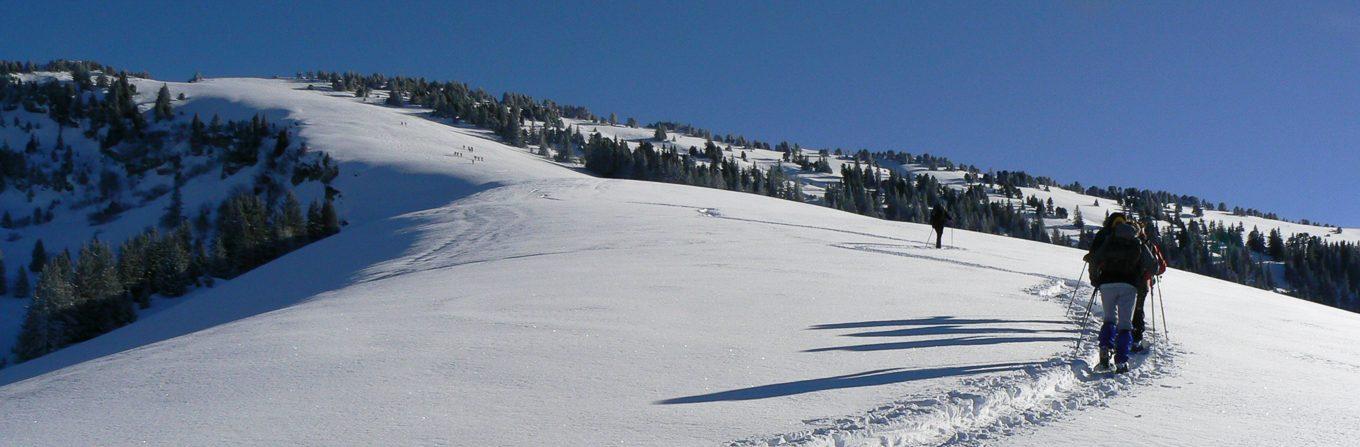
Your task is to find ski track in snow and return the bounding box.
[674,205,1182,446]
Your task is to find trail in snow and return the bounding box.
[673,206,1181,446]
[728,275,1180,447]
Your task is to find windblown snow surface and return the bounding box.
[1,78,1358,446]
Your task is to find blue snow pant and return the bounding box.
[1098,283,1137,363]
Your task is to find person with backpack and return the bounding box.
[1131,223,1168,352]
[1083,218,1157,373]
[929,203,951,249]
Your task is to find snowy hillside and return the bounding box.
[1,76,1358,446]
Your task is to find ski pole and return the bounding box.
[1157,276,1169,341]
[1073,288,1100,353]
[950,227,955,247]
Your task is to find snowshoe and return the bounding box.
[1130,339,1146,354]
[1095,349,1112,371]
[1115,362,1130,374]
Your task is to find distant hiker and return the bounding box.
[1083,218,1157,373]
[929,204,952,249]
[1131,223,1168,352]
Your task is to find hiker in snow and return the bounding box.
[929,204,951,249]
[1087,212,1125,252]
[1083,215,1157,373]
[1131,223,1168,352]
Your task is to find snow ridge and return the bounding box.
[729,278,1179,447]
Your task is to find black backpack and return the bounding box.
[1098,231,1143,281]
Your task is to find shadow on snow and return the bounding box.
[656,362,1040,404]
[658,315,1070,404]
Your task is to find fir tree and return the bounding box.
[149,233,190,297]
[153,84,173,121]
[161,180,184,228]
[279,192,306,247]
[272,129,290,158]
[321,200,341,236]
[653,125,667,141]
[73,239,132,339]
[306,200,324,241]
[30,239,47,273]
[1267,229,1285,259]
[14,255,75,361]
[13,266,30,298]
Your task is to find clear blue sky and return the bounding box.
[2,1,1356,225]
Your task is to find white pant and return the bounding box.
[1099,283,1137,330]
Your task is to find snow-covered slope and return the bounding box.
[2,78,1358,446]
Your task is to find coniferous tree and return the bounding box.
[306,200,324,241]
[153,84,173,121]
[117,234,150,308]
[653,125,667,141]
[149,232,190,297]
[161,180,184,228]
[279,191,306,247]
[506,106,523,147]
[1267,229,1285,259]
[321,199,341,236]
[14,255,75,361]
[73,239,131,339]
[272,129,290,158]
[30,239,47,273]
[1247,227,1266,253]
[13,266,30,298]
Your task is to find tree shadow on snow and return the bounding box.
[656,361,1040,404]
[0,167,486,386]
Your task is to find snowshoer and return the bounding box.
[929,204,951,249]
[1131,223,1168,352]
[1084,212,1126,282]
[1084,219,1157,373]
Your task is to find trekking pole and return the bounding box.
[1149,283,1157,338]
[1065,262,1088,311]
[950,227,955,247]
[1072,288,1100,353]
[1157,276,1169,341]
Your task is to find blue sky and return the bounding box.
[2,1,1356,225]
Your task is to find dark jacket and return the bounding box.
[1087,223,1156,287]
[930,205,950,228]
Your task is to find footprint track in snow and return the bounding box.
[728,281,1179,447]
